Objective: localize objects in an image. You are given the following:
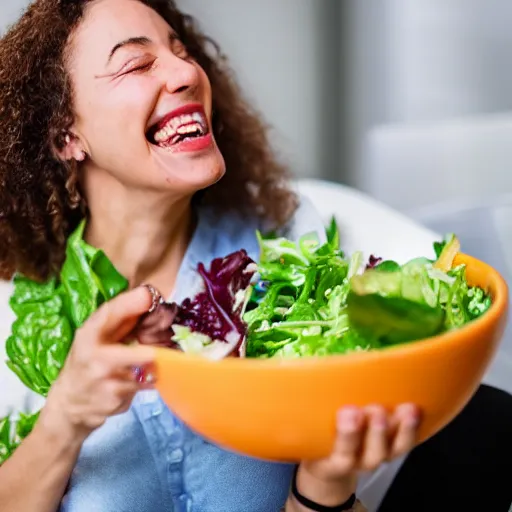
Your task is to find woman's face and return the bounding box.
[66,0,225,195]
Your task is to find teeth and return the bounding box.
[153,111,207,143]
[177,123,201,135]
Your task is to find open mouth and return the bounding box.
[146,105,210,150]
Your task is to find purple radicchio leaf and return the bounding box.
[173,249,257,357]
[365,254,382,270]
[134,301,179,348]
[129,249,256,369]
[129,293,179,383]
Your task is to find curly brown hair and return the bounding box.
[0,0,297,282]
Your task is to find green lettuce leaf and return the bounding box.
[245,221,375,358]
[1,219,128,464]
[246,225,492,358]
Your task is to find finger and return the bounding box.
[86,286,153,343]
[360,405,389,471]
[115,365,157,388]
[333,407,365,459]
[110,379,140,398]
[100,344,156,369]
[390,404,420,457]
[113,367,148,382]
[100,379,140,410]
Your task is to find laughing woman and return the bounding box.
[0,1,420,511]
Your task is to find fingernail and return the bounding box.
[398,404,421,427]
[405,410,420,427]
[144,371,156,384]
[372,411,387,430]
[337,407,359,431]
[133,366,157,385]
[133,366,144,383]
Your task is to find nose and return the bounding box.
[159,52,199,95]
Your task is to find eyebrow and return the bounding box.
[107,36,152,63]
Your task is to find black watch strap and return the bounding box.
[291,466,357,511]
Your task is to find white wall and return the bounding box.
[343,0,512,195]
[0,0,28,31]
[385,0,512,123]
[177,0,337,179]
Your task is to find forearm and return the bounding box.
[0,410,83,512]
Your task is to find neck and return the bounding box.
[84,178,194,298]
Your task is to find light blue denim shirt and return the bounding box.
[60,197,325,512]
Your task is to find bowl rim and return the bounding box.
[154,252,509,369]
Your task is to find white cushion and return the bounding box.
[296,178,439,260]
[0,280,42,418]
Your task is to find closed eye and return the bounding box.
[128,62,154,73]
[121,60,155,76]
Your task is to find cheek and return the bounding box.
[196,65,213,113]
[79,80,159,150]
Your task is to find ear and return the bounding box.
[56,132,86,162]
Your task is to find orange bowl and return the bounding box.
[154,253,509,462]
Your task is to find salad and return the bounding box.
[0,219,491,463]
[140,218,490,359]
[243,222,490,358]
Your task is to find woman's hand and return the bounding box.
[289,404,420,510]
[39,286,156,442]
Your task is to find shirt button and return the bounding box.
[167,448,184,463]
[180,494,192,511]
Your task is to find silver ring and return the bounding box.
[142,284,163,314]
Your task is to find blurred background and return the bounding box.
[2,0,512,272]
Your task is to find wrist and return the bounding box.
[39,393,90,447]
[292,465,357,509]
[32,410,85,464]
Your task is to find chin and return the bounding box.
[153,148,226,194]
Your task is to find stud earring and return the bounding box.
[76,150,86,162]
